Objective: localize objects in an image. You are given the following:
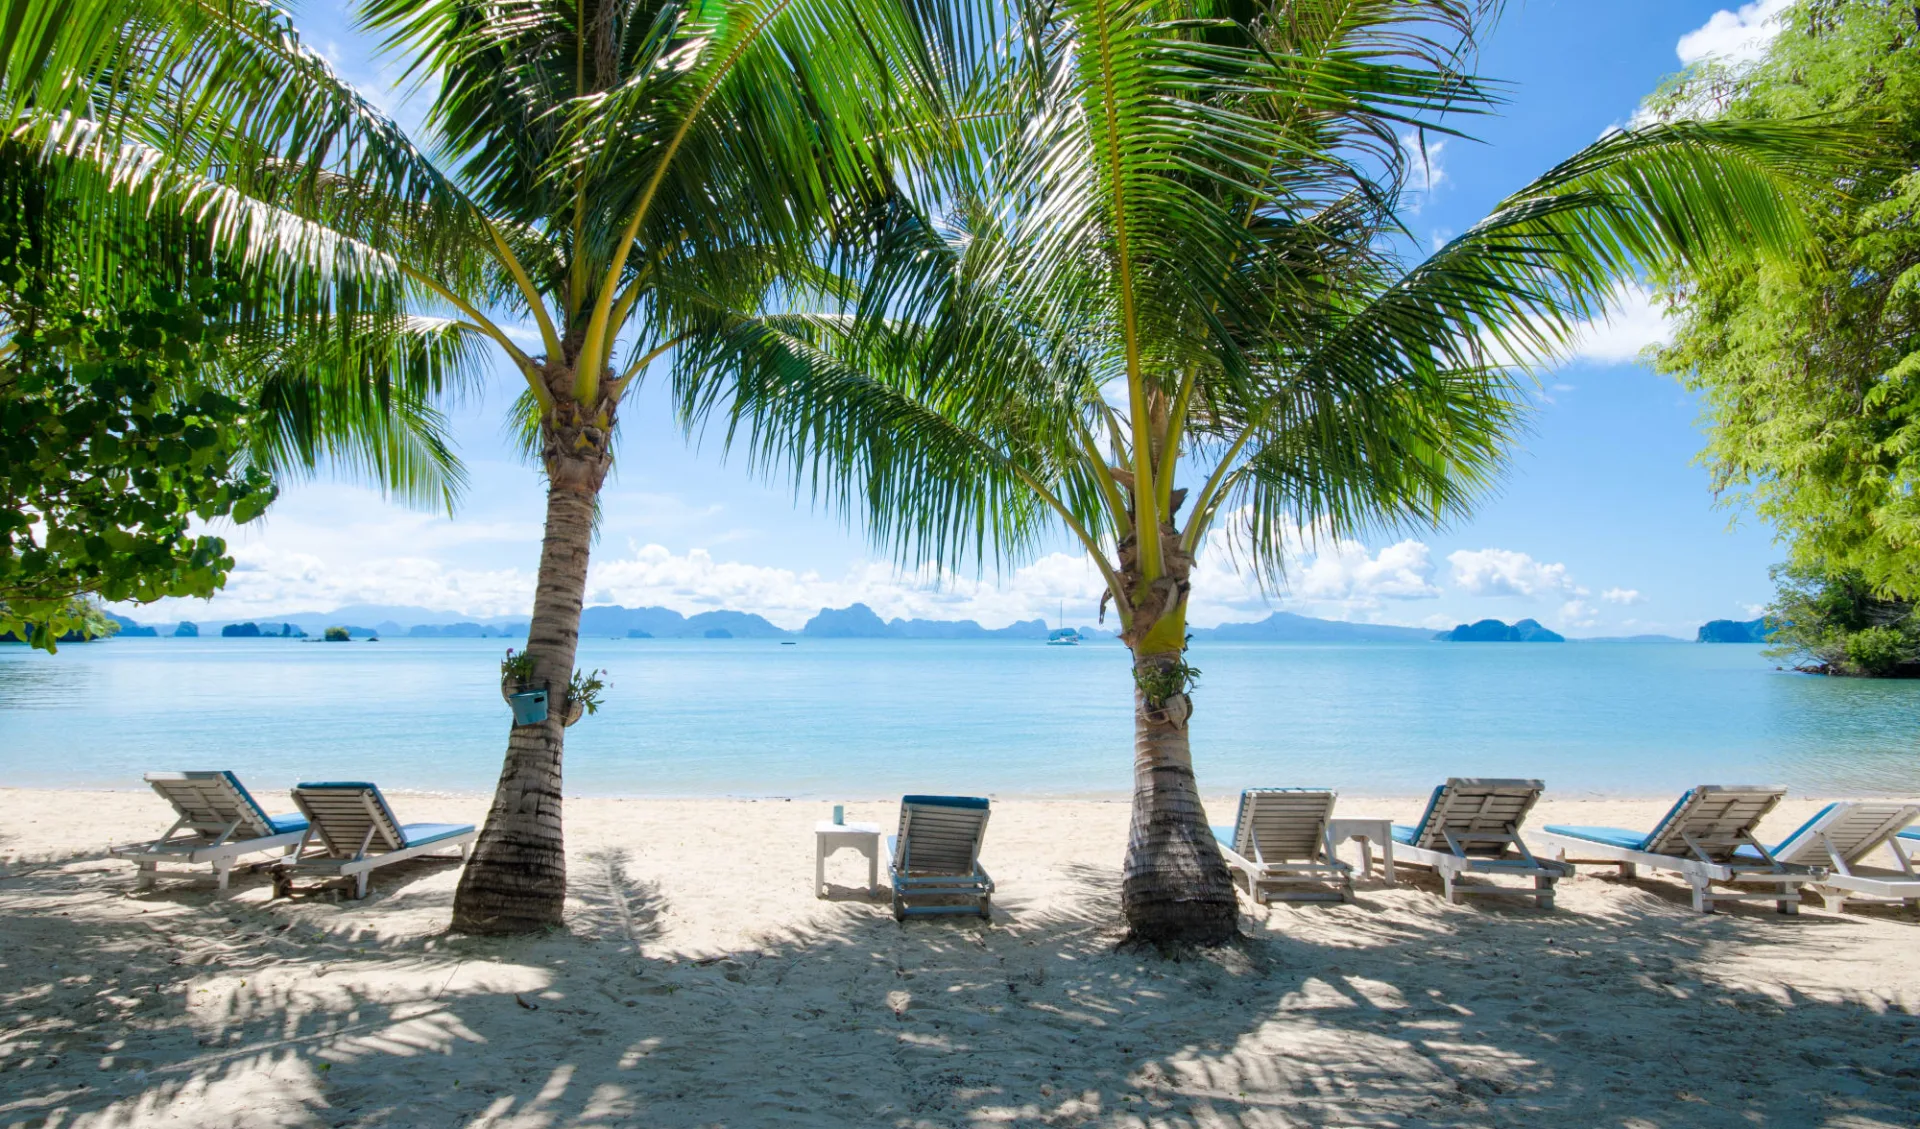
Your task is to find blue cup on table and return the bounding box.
[832,804,844,825]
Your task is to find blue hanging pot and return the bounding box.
[506,688,549,725]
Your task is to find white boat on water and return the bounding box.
[1047,603,1080,646]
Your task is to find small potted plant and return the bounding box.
[562,668,607,727]
[500,648,548,725]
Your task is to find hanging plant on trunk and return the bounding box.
[688,1,1859,944]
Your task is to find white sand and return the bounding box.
[2,788,1917,1127]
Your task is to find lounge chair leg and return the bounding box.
[1340,879,1355,905]
[1442,870,1461,905]
[1618,862,1637,879]
[1777,895,1797,916]
[891,891,905,921]
[1689,881,1712,914]
[1535,876,1556,910]
[979,896,991,920]
[354,873,368,900]
[136,861,156,891]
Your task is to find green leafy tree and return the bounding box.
[1651,1,1920,602]
[688,0,1856,942]
[1,3,475,647]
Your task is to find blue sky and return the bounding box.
[125,0,1797,636]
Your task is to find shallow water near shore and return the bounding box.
[1,636,1916,797]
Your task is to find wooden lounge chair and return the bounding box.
[273,782,475,899]
[1768,800,1920,910]
[886,795,993,919]
[1534,785,1818,914]
[109,771,309,892]
[1212,789,1354,904]
[1392,778,1568,908]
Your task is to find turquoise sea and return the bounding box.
[1,636,1916,798]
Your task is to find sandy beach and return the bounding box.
[2,788,1916,1127]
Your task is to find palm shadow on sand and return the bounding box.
[2,850,1916,1128]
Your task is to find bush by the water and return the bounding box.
[324,626,350,642]
[1767,567,1917,677]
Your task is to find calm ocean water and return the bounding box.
[1,636,1916,798]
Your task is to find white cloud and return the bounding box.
[1568,285,1673,366]
[1182,516,1442,624]
[1676,0,1791,66]
[1294,538,1441,602]
[1447,548,1586,599]
[1560,599,1599,629]
[1602,587,1646,605]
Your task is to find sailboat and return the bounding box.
[1046,601,1081,646]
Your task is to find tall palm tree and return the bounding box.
[682,0,1858,943]
[7,0,940,932]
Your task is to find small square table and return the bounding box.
[815,821,884,897]
[1326,817,1396,884]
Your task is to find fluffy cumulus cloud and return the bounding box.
[1181,515,1443,625]
[1676,0,1792,66]
[1559,599,1600,629]
[1602,587,1646,605]
[1446,548,1586,599]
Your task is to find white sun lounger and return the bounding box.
[1212,789,1354,904]
[886,795,993,919]
[1534,785,1818,914]
[1768,800,1920,910]
[109,771,309,892]
[274,782,475,899]
[1392,778,1568,908]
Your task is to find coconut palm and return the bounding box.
[680,0,1859,943]
[6,0,941,931]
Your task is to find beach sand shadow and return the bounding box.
[3,851,1917,1127]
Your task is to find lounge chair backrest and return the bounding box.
[1232,789,1336,862]
[893,796,989,876]
[1640,785,1784,859]
[145,771,274,840]
[1405,778,1543,856]
[1771,801,1920,866]
[292,783,407,858]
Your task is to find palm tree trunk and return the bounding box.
[1120,647,1239,945]
[451,386,611,934]
[1115,519,1238,946]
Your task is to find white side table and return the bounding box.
[815,822,883,897]
[1327,817,1396,884]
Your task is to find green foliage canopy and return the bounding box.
[1652,1,1920,600]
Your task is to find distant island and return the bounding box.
[1697,617,1772,643]
[1191,612,1432,643]
[86,600,1769,648]
[1435,618,1565,643]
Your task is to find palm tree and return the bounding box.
[682,0,1857,943]
[6,0,946,932]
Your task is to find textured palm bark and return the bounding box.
[1116,514,1239,946]
[451,378,613,934]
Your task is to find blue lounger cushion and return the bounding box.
[1899,827,1920,844]
[1542,825,1652,851]
[210,770,309,836]
[901,795,989,809]
[398,823,474,848]
[1390,824,1420,846]
[295,782,471,849]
